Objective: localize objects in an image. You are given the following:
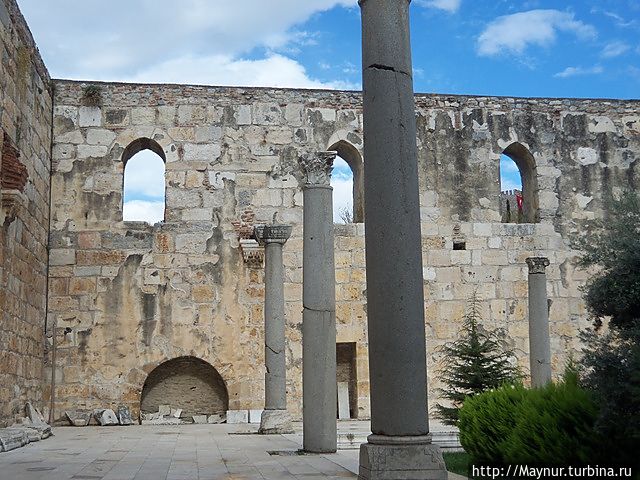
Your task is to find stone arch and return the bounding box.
[327,139,364,223]
[500,142,539,223]
[140,356,229,418]
[121,137,166,222]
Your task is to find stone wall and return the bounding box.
[0,0,52,427]
[47,79,639,422]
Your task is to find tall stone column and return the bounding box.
[255,224,294,434]
[358,1,446,479]
[299,151,337,453]
[526,257,552,388]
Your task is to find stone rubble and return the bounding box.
[0,404,53,453]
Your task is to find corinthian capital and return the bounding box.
[526,257,550,274]
[299,151,336,186]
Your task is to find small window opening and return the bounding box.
[122,138,166,224]
[453,240,466,251]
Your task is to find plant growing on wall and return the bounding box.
[81,84,102,106]
[434,293,520,426]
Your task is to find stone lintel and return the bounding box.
[254,224,292,246]
[526,256,550,274]
[299,151,337,186]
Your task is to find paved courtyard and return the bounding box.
[0,423,362,480]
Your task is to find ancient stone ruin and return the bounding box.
[0,0,639,466]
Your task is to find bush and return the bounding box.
[459,373,599,467]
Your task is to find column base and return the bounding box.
[258,409,294,434]
[359,436,447,480]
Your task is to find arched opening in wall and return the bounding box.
[140,356,229,420]
[499,143,539,223]
[328,141,364,223]
[122,138,166,224]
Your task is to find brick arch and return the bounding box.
[140,356,229,418]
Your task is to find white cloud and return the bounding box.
[416,0,461,13]
[601,41,630,58]
[554,65,603,78]
[477,10,596,57]
[123,200,165,224]
[18,0,354,80]
[127,53,359,90]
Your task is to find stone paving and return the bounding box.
[0,424,361,480]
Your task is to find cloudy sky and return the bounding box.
[19,0,640,221]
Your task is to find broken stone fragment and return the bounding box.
[117,405,132,426]
[192,415,208,424]
[207,413,226,424]
[0,429,29,452]
[96,409,119,426]
[26,402,46,424]
[158,405,171,416]
[65,410,92,427]
[172,409,182,419]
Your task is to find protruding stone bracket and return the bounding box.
[299,151,337,186]
[232,208,265,269]
[526,257,550,274]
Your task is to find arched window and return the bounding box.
[328,140,364,223]
[499,142,539,223]
[122,138,166,223]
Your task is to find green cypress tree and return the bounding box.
[434,293,520,426]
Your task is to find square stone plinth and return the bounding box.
[359,442,447,480]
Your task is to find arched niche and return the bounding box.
[501,142,539,223]
[122,137,166,223]
[140,356,229,418]
[328,140,364,223]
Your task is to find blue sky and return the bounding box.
[18,0,638,221]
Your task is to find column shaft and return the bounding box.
[264,242,286,410]
[361,0,428,438]
[527,257,552,388]
[302,183,337,453]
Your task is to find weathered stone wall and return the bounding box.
[0,0,52,427]
[47,79,639,422]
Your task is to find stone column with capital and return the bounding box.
[358,0,447,478]
[526,257,552,388]
[299,151,337,453]
[255,224,294,434]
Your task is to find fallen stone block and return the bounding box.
[26,402,46,424]
[65,410,92,427]
[172,409,182,419]
[0,429,29,452]
[226,410,249,424]
[207,413,226,424]
[8,427,40,443]
[192,415,208,424]
[259,410,293,434]
[158,405,171,416]
[96,409,118,426]
[117,405,132,426]
[249,409,263,424]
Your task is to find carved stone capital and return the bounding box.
[299,151,336,186]
[254,224,292,246]
[526,257,550,274]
